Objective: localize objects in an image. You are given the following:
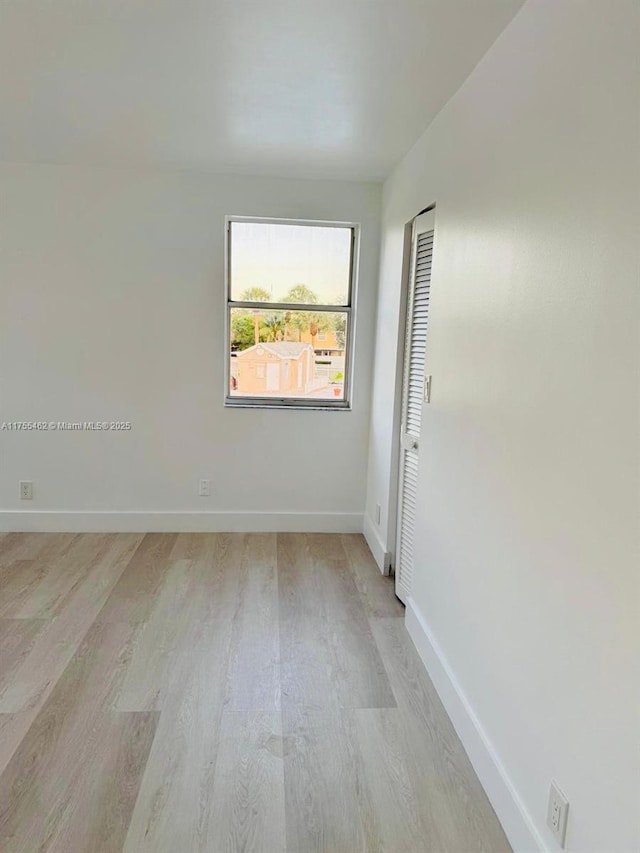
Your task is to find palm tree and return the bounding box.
[241,287,271,302]
[284,311,293,341]
[238,289,270,345]
[287,311,309,342]
[252,310,260,345]
[263,314,285,342]
[280,285,318,342]
[281,284,318,305]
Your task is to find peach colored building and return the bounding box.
[235,342,315,395]
[299,328,344,354]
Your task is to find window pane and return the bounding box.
[229,308,348,401]
[229,221,351,306]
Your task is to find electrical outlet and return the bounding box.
[375,503,381,525]
[19,480,33,500]
[198,479,210,497]
[547,782,569,847]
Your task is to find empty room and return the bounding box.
[0,1,638,851]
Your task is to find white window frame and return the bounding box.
[224,215,359,411]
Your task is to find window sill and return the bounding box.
[225,398,352,412]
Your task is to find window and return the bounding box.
[225,217,357,409]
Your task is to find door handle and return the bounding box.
[410,439,419,451]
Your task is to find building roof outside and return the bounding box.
[236,342,313,359]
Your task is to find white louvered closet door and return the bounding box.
[395,211,435,603]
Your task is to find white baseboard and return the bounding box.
[362,513,391,575]
[405,598,548,853]
[0,510,364,534]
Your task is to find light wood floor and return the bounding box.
[0,532,510,852]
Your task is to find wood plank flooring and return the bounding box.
[0,532,510,852]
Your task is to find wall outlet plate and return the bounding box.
[198,478,210,497]
[547,781,569,847]
[19,480,33,500]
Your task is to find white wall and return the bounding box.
[366,1,639,851]
[0,164,381,529]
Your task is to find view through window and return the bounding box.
[226,218,356,407]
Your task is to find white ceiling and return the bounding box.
[0,0,524,180]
